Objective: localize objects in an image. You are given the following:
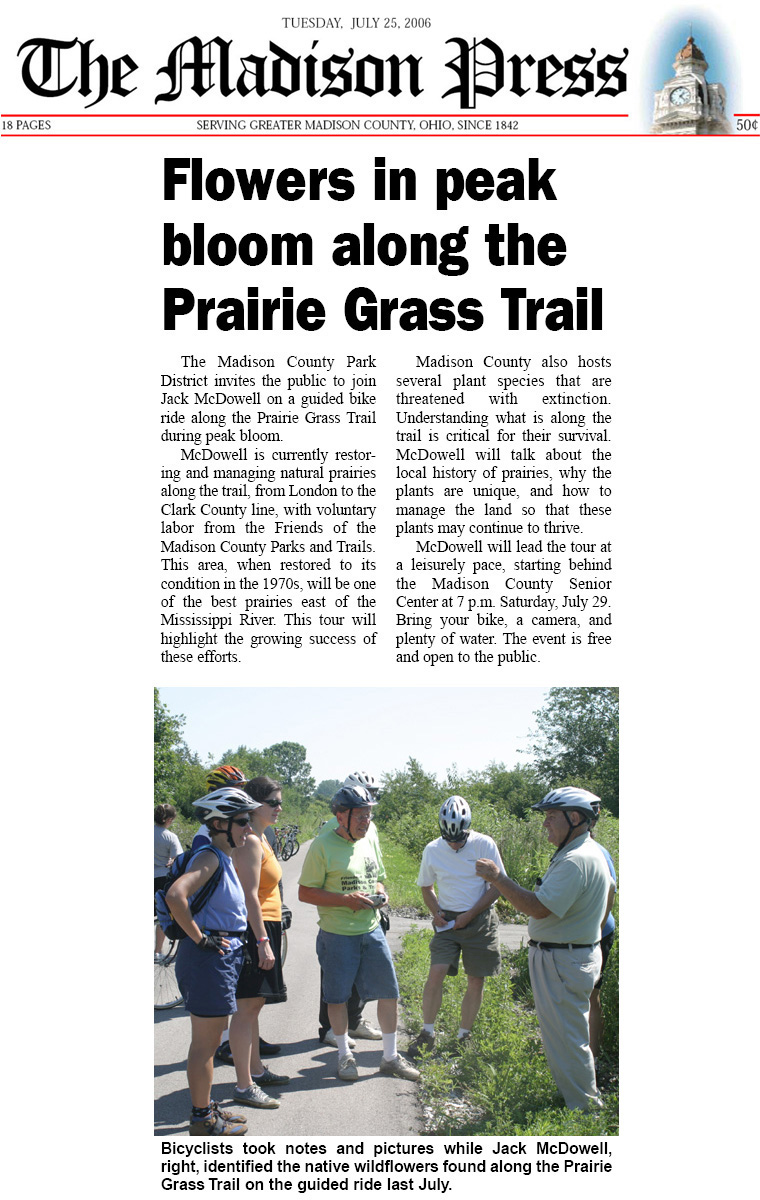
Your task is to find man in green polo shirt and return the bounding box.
[476,787,612,1111]
[299,786,420,1084]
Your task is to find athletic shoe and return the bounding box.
[378,1055,420,1082]
[407,1030,436,1058]
[255,1068,291,1086]
[211,1101,246,1127]
[215,1040,279,1065]
[189,1106,247,1136]
[233,1084,280,1109]
[349,1018,382,1040]
[322,1029,356,1050]
[337,1053,359,1081]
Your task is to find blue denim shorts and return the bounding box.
[317,926,400,1005]
[176,938,245,1018]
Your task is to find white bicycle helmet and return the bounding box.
[531,787,599,821]
[531,787,599,852]
[343,771,380,796]
[193,788,259,821]
[193,788,258,847]
[439,796,471,843]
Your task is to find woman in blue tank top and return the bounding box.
[166,788,255,1137]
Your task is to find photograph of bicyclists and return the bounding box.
[155,686,618,1138]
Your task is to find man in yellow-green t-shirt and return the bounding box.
[299,787,419,1085]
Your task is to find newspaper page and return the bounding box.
[2,0,757,1194]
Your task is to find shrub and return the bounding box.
[395,929,618,1135]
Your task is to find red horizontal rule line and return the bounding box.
[5,132,752,138]
[1,111,629,119]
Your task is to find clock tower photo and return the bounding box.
[652,34,732,134]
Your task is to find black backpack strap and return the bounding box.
[188,845,225,916]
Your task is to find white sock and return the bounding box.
[423,1024,435,1036]
[457,1028,471,1039]
[382,1033,398,1060]
[336,1033,351,1058]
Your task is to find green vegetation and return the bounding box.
[154,690,324,826]
[529,687,619,815]
[375,761,618,926]
[315,779,342,798]
[374,757,548,862]
[378,838,423,911]
[153,689,206,813]
[155,686,619,1130]
[396,930,618,1136]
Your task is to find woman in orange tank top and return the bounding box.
[228,776,290,1108]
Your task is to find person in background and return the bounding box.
[166,789,256,1136]
[408,796,503,1056]
[317,771,384,1047]
[228,777,290,1110]
[588,797,617,1066]
[475,787,613,1111]
[154,802,183,960]
[299,786,419,1084]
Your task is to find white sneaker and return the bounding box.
[349,1017,382,1040]
[337,1053,359,1081]
[322,1029,356,1050]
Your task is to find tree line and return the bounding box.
[154,686,619,837]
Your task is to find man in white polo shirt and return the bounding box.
[476,787,613,1111]
[409,797,503,1056]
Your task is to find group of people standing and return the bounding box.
[155,767,616,1134]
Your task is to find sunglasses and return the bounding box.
[231,815,253,827]
[261,798,282,808]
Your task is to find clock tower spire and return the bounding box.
[652,33,732,134]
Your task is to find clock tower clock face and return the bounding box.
[652,36,731,134]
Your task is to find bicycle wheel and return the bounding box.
[280,929,288,967]
[155,939,184,1009]
[281,840,293,861]
[291,839,300,856]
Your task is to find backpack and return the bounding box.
[155,845,224,941]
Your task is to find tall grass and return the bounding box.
[378,838,426,910]
[387,810,620,1134]
[395,929,618,1136]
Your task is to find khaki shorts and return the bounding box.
[429,908,501,978]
